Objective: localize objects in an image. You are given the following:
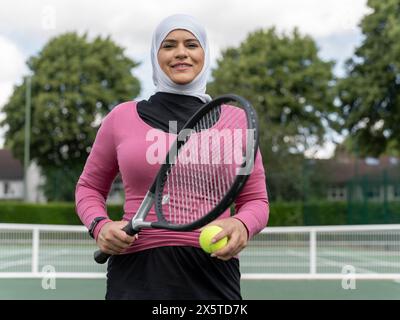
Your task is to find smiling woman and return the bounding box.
[75,13,269,300]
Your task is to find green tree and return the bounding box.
[337,0,400,157]
[208,28,336,200]
[1,32,141,201]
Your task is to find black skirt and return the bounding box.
[105,246,242,300]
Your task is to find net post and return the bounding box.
[309,229,317,275]
[32,227,39,275]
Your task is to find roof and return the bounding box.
[0,149,24,180]
[308,155,400,185]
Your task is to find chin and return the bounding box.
[172,77,194,85]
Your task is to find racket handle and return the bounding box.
[93,223,139,264]
[94,250,111,264]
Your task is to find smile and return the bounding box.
[171,63,192,70]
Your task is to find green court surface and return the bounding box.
[242,279,400,300]
[1,278,400,300]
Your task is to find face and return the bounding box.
[157,29,205,85]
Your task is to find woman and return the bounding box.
[75,14,269,300]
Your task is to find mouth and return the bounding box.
[171,63,193,71]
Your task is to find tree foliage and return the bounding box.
[1,32,141,200]
[208,28,336,200]
[337,0,400,157]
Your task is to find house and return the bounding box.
[0,149,46,202]
[0,149,123,204]
[308,153,400,202]
[0,149,24,200]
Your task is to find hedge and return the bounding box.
[0,202,124,225]
[0,201,399,226]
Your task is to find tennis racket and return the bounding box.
[94,94,259,264]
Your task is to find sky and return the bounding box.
[0,0,371,157]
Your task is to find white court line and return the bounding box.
[1,247,105,271]
[242,246,400,269]
[0,250,71,271]
[318,250,400,271]
[283,248,378,274]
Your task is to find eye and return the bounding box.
[187,43,199,48]
[162,43,175,49]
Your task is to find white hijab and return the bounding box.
[151,14,212,103]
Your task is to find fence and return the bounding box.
[1,223,400,280]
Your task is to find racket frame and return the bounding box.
[94,94,259,263]
[152,94,259,230]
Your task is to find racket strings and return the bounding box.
[162,104,249,225]
[165,109,241,223]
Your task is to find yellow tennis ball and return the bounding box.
[199,225,228,254]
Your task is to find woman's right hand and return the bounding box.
[96,221,138,255]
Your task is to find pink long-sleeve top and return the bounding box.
[75,101,269,255]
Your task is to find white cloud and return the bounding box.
[0,36,27,147]
[0,36,26,83]
[0,0,369,53]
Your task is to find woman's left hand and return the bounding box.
[203,218,249,261]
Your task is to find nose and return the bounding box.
[175,43,188,59]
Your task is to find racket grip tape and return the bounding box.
[94,250,112,264]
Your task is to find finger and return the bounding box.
[103,231,132,251]
[211,229,229,243]
[212,243,235,258]
[106,239,129,252]
[213,255,232,261]
[211,232,242,258]
[101,243,124,255]
[99,247,117,255]
[117,221,139,243]
[114,229,137,245]
[211,237,236,258]
[215,240,247,260]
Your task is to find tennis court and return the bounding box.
[1,223,400,299]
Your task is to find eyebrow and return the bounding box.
[162,38,200,43]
